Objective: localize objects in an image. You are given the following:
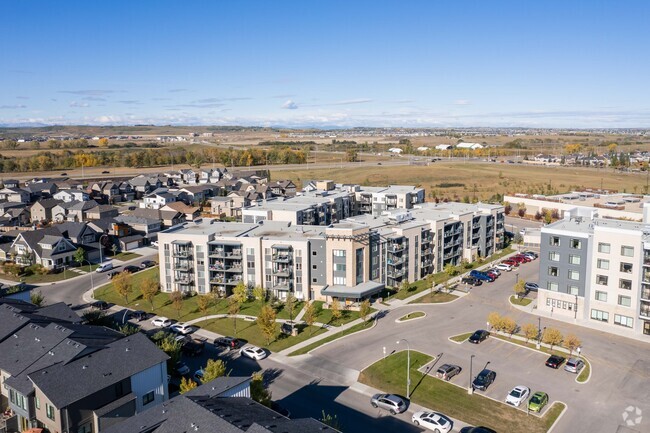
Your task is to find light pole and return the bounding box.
[468,354,475,394]
[82,259,95,298]
[396,339,411,398]
[515,272,519,284]
[99,234,109,264]
[536,317,541,349]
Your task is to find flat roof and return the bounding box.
[321,281,384,299]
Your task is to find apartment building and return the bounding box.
[157,200,504,303]
[538,207,650,337]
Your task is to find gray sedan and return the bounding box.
[370,393,407,414]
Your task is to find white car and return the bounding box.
[411,411,453,433]
[151,317,172,327]
[506,385,530,407]
[495,263,512,272]
[240,345,268,360]
[151,241,159,247]
[170,322,193,334]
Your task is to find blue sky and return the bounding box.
[1,1,649,128]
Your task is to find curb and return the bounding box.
[547,401,569,433]
[395,312,426,323]
[291,318,378,356]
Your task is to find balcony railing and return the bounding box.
[387,257,404,266]
[641,288,650,301]
[387,244,405,253]
[272,254,293,262]
[174,276,193,284]
[173,250,192,258]
[640,303,650,319]
[387,269,405,279]
[273,268,292,277]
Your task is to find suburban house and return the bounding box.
[210,196,246,218]
[23,182,58,201]
[131,208,185,228]
[86,204,119,220]
[161,202,200,221]
[30,199,63,223]
[10,228,78,270]
[0,188,30,204]
[270,179,297,197]
[53,189,89,203]
[129,175,163,197]
[67,200,99,222]
[1,180,21,189]
[51,202,75,223]
[53,221,99,246]
[1,206,30,227]
[90,181,135,203]
[140,188,177,209]
[115,215,162,235]
[179,184,219,203]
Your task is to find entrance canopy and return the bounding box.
[321,281,384,300]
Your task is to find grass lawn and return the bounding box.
[510,295,533,306]
[359,351,564,433]
[112,252,142,261]
[399,311,425,321]
[410,291,458,304]
[2,263,101,284]
[449,332,473,342]
[196,317,327,352]
[312,301,367,326]
[577,360,590,383]
[288,320,374,356]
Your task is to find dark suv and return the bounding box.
[472,369,496,391]
[214,336,242,350]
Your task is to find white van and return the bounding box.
[96,262,113,273]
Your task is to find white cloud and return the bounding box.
[453,99,471,105]
[282,100,298,109]
[69,101,89,108]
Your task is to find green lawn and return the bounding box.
[510,295,533,306]
[289,320,374,356]
[312,301,368,326]
[449,332,473,342]
[399,311,425,321]
[196,317,327,352]
[112,252,142,261]
[2,263,100,284]
[410,291,458,304]
[359,351,565,433]
[577,360,590,383]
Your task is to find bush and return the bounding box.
[26,264,49,275]
[2,263,23,276]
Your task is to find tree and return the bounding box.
[30,291,45,307]
[112,272,133,304]
[320,410,342,431]
[513,280,527,299]
[257,304,277,345]
[200,358,227,383]
[73,247,86,264]
[564,334,581,355]
[517,202,527,218]
[504,201,512,215]
[285,292,297,324]
[543,208,553,225]
[118,324,139,336]
[330,298,342,322]
[487,312,502,331]
[154,333,183,365]
[251,371,272,407]
[253,285,266,302]
[111,244,119,257]
[444,263,458,277]
[303,301,317,335]
[180,376,197,394]
[197,294,211,316]
[233,282,248,304]
[359,299,371,321]
[346,148,358,162]
[542,327,564,351]
[522,323,538,343]
[169,291,183,319]
[501,316,517,336]
[228,297,240,336]
[399,279,410,293]
[140,276,159,311]
[98,137,109,147]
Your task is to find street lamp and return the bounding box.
[515,272,519,284]
[396,339,411,398]
[468,354,476,394]
[536,317,541,349]
[82,259,95,298]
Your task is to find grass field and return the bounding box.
[112,252,142,261]
[312,301,366,326]
[359,351,565,433]
[398,311,425,321]
[288,320,374,356]
[449,332,473,342]
[510,295,533,306]
[411,291,458,304]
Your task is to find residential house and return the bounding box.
[53,222,99,246]
[53,189,89,203]
[10,228,77,270]
[131,208,185,228]
[0,187,30,203]
[51,202,75,223]
[2,206,30,227]
[90,181,135,203]
[67,200,99,222]
[129,175,163,197]
[1,180,20,189]
[178,184,218,204]
[179,168,197,184]
[30,199,63,223]
[270,179,297,197]
[115,215,162,235]
[161,202,200,221]
[86,204,119,220]
[23,182,58,201]
[140,188,176,209]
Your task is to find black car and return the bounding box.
[60,172,67,176]
[182,339,206,356]
[214,336,242,350]
[123,265,140,274]
[91,300,109,310]
[102,170,110,174]
[130,310,147,321]
[140,260,156,269]
[545,354,566,369]
[472,369,496,391]
[461,277,482,286]
[468,330,490,344]
[460,427,497,433]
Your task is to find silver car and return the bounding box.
[370,393,407,414]
[564,358,585,373]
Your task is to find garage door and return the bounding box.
[126,241,139,251]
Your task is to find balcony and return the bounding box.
[224,265,243,273]
[641,288,650,301]
[272,254,293,263]
[387,244,405,253]
[174,263,192,272]
[387,269,406,279]
[640,302,650,319]
[421,247,433,255]
[174,276,193,284]
[387,257,404,266]
[209,249,242,259]
[172,250,192,258]
[273,267,292,277]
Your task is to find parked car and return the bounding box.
[502,259,518,267]
[564,358,585,374]
[106,271,119,279]
[461,277,482,286]
[469,270,494,282]
[60,172,68,176]
[182,339,206,356]
[460,427,497,433]
[436,364,462,381]
[514,254,531,263]
[487,268,501,276]
[505,385,530,406]
[123,265,140,273]
[523,251,539,259]
[528,391,549,412]
[240,345,268,360]
[545,354,566,369]
[91,300,109,310]
[472,369,496,391]
[193,369,204,382]
[170,323,194,335]
[486,270,499,279]
[140,260,156,269]
[130,310,147,321]
[175,361,190,376]
[468,329,490,344]
[96,261,113,273]
[102,170,110,174]
[525,282,539,292]
[214,336,243,350]
[151,240,159,247]
[411,411,453,433]
[510,255,526,264]
[495,263,512,272]
[370,393,407,415]
[151,317,172,327]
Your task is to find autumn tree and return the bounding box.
[253,285,266,302]
[140,276,159,311]
[251,371,272,407]
[98,137,109,147]
[233,282,248,304]
[346,148,358,162]
[330,298,342,322]
[180,376,197,394]
[197,294,211,316]
[257,304,277,345]
[542,327,564,351]
[513,280,527,299]
[228,297,240,336]
[169,291,183,319]
[359,299,371,321]
[564,334,581,355]
[501,316,517,336]
[200,359,227,383]
[522,323,538,343]
[112,272,133,304]
[303,301,317,335]
[487,312,502,331]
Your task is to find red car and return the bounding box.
[503,259,519,267]
[486,271,499,279]
[514,255,531,263]
[510,256,526,264]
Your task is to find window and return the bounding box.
[296,276,302,284]
[246,248,254,256]
[46,403,56,421]
[296,262,302,271]
[614,314,633,328]
[596,275,608,285]
[333,250,346,257]
[548,267,558,277]
[591,309,609,322]
[35,396,40,410]
[569,255,581,265]
[597,259,609,270]
[595,291,608,302]
[334,263,346,272]
[598,243,610,253]
[618,295,632,307]
[547,282,559,291]
[568,285,579,295]
[549,236,560,246]
[620,262,633,273]
[568,270,580,280]
[570,239,582,249]
[312,278,317,283]
[265,275,271,282]
[548,251,560,262]
[247,261,255,269]
[619,279,632,290]
[312,251,317,256]
[333,276,346,285]
[143,391,154,406]
[621,246,634,257]
[312,264,317,270]
[265,248,271,256]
